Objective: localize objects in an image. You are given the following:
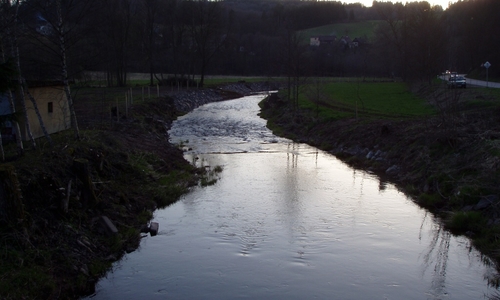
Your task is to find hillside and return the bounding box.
[298,20,382,43]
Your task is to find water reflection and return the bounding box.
[87,95,499,300]
[420,221,451,298]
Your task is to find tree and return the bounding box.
[373,1,445,82]
[404,2,446,83]
[139,0,163,86]
[0,1,24,155]
[0,59,16,160]
[98,0,136,87]
[280,18,309,110]
[188,0,231,87]
[19,0,100,139]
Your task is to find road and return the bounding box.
[440,74,500,88]
[465,77,500,88]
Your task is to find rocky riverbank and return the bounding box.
[259,89,500,271]
[0,82,273,299]
[171,81,281,113]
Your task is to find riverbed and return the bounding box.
[87,94,499,299]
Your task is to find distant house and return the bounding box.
[352,38,360,47]
[310,35,337,47]
[0,81,70,141]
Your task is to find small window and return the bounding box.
[48,102,53,113]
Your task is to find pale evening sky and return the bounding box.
[343,0,458,10]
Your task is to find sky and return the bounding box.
[343,0,458,9]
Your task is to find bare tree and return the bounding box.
[99,0,136,87]
[0,0,24,155]
[7,0,36,149]
[21,0,99,140]
[188,0,231,87]
[305,78,329,118]
[139,0,163,86]
[280,22,308,110]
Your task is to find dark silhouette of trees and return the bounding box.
[188,0,231,87]
[0,0,494,89]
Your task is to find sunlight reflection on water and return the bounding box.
[87,95,499,300]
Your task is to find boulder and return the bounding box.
[474,195,499,210]
[149,222,159,236]
[99,216,118,236]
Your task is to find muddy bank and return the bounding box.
[259,91,500,268]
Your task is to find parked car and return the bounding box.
[448,76,466,88]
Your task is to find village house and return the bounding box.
[310,35,337,47]
[0,81,70,141]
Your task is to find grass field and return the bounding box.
[298,21,382,44]
[297,81,436,120]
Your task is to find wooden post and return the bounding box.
[148,86,151,99]
[130,88,133,104]
[61,179,72,214]
[116,98,119,122]
[0,164,24,225]
[142,86,145,102]
[125,93,128,118]
[157,84,159,97]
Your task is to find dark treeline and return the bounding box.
[0,0,498,87]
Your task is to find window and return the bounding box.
[48,102,53,113]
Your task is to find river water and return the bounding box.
[88,94,499,299]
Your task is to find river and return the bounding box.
[87,94,499,299]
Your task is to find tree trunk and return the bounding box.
[11,1,36,149]
[6,90,23,155]
[57,0,80,140]
[0,132,4,161]
[24,82,53,147]
[15,82,36,149]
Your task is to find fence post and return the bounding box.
[125,93,128,118]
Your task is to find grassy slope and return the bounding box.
[298,20,382,43]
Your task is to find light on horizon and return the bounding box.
[343,0,458,9]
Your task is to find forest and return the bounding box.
[1,0,499,88]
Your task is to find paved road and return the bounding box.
[440,74,500,88]
[465,77,500,88]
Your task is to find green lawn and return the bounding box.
[298,21,382,44]
[298,81,436,120]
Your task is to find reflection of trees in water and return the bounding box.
[419,213,458,298]
[420,216,450,298]
[420,213,499,299]
[378,178,388,191]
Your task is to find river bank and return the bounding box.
[0,82,274,299]
[259,87,500,274]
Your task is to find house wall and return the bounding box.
[19,85,70,141]
[310,37,320,46]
